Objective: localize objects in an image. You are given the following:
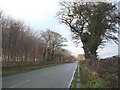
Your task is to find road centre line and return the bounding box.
[10,80,30,88]
[10,70,56,88]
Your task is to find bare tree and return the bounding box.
[57,1,118,60]
[40,29,67,61]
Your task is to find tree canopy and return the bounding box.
[57,1,118,60]
[40,29,67,61]
[1,10,74,68]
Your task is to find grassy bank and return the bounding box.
[71,66,78,88]
[79,61,108,88]
[71,56,118,88]
[2,62,68,77]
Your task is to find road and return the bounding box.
[2,62,77,88]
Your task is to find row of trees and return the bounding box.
[1,11,74,68]
[57,1,119,62]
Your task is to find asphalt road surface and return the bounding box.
[2,62,77,88]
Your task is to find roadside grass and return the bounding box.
[80,78,108,88]
[2,62,68,77]
[71,66,78,88]
[80,61,108,88]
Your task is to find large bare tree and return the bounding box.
[57,1,118,60]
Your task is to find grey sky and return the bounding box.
[0,0,118,58]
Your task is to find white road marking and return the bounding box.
[10,70,55,88]
[35,70,56,79]
[67,62,78,88]
[41,70,55,76]
[10,80,30,88]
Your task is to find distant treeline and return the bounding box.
[1,11,75,68]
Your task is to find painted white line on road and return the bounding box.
[67,62,78,88]
[35,70,56,79]
[10,80,30,88]
[10,70,55,88]
[41,70,55,76]
[38,70,55,78]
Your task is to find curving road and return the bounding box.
[2,62,77,88]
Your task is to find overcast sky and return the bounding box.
[0,0,119,58]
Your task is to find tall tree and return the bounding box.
[57,1,118,60]
[40,29,67,61]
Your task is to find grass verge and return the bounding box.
[79,61,109,88]
[71,66,78,88]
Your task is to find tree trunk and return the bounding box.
[91,51,97,68]
[50,49,54,61]
[83,46,90,59]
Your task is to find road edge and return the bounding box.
[67,62,78,88]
